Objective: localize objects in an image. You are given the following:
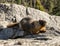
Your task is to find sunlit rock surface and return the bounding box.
[0,3,60,46]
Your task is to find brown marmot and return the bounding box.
[20,17,47,35]
[7,17,46,35]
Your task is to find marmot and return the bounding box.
[20,17,47,35]
[7,17,46,35]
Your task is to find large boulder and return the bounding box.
[0,3,60,39]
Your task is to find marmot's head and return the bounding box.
[39,20,46,26]
[38,20,46,33]
[31,21,40,28]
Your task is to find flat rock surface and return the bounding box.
[0,37,60,46]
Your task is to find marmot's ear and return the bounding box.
[39,20,46,26]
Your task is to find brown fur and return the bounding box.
[31,20,46,34]
[20,17,46,34]
[39,20,46,33]
[7,22,19,28]
[20,17,33,35]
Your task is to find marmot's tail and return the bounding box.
[7,22,19,28]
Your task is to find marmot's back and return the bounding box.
[20,17,33,34]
